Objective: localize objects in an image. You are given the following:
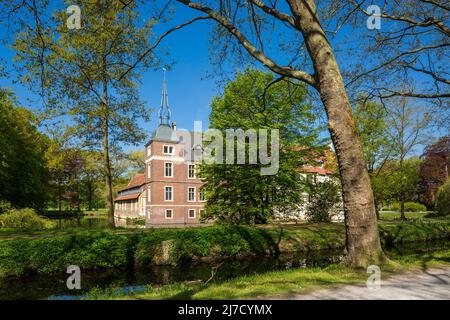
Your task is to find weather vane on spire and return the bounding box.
[159,67,171,125]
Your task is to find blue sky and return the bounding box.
[0,4,219,151]
[0,2,442,156]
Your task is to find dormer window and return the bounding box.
[163,145,174,155]
[188,164,195,178]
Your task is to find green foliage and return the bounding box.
[0,200,12,214]
[305,179,341,222]
[0,208,54,229]
[12,1,156,149]
[435,180,450,216]
[0,231,131,277]
[2,219,448,278]
[354,99,391,173]
[374,158,422,210]
[386,202,427,213]
[201,68,323,224]
[379,221,450,245]
[0,89,50,210]
[10,1,159,223]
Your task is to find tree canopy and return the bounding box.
[0,89,50,210]
[200,68,323,224]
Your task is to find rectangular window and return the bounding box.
[163,145,174,155]
[188,187,196,202]
[165,162,173,177]
[165,209,173,219]
[199,188,206,201]
[165,186,173,201]
[147,186,151,203]
[188,209,196,219]
[188,164,195,178]
[199,209,205,218]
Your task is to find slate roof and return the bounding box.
[145,124,180,146]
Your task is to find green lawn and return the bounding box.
[1,216,448,278]
[379,211,429,220]
[85,249,450,300]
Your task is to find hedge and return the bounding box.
[0,222,449,278]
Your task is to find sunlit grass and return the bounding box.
[86,249,450,300]
[379,211,428,220]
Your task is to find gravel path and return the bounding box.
[284,267,450,300]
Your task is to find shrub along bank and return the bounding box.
[0,220,449,278]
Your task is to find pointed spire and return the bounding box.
[159,68,171,126]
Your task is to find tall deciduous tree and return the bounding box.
[354,99,392,217]
[0,89,50,210]
[387,96,431,219]
[167,0,384,265]
[419,136,450,209]
[200,68,322,224]
[9,0,158,225]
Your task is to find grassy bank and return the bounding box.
[0,219,449,278]
[86,249,450,300]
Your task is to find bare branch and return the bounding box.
[118,16,210,81]
[176,0,317,87]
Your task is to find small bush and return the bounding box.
[435,180,450,216]
[0,200,12,214]
[387,202,427,212]
[306,180,341,222]
[0,208,54,229]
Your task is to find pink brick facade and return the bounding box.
[144,133,206,227]
[114,125,207,227]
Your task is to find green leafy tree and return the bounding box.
[381,158,422,214]
[80,151,104,211]
[0,89,50,210]
[354,99,392,218]
[11,1,158,225]
[200,68,322,224]
[305,179,341,223]
[387,96,431,220]
[435,179,450,216]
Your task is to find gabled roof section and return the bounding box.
[118,173,146,192]
[114,193,140,202]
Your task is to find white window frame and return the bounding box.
[147,146,151,157]
[164,162,173,178]
[165,209,173,219]
[164,186,173,202]
[188,164,196,179]
[199,188,206,202]
[188,209,196,219]
[187,187,196,202]
[147,186,151,203]
[163,145,174,155]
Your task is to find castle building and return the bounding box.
[114,70,206,227]
[114,71,342,227]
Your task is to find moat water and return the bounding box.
[0,239,448,300]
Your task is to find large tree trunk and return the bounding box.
[102,77,115,227]
[290,0,383,266]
